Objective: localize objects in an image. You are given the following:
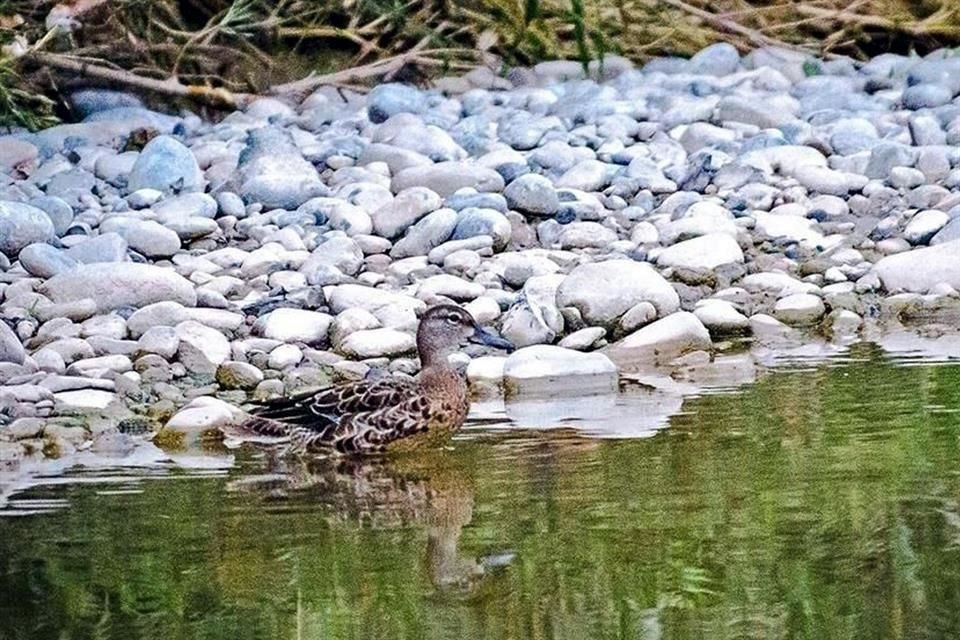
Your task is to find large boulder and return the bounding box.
[874,240,960,293]
[556,260,679,326]
[40,263,197,312]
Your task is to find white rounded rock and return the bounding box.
[503,345,618,396]
[657,233,744,270]
[268,343,303,369]
[176,321,231,375]
[773,293,826,325]
[693,300,750,334]
[339,328,416,359]
[556,260,679,326]
[604,311,712,368]
[466,355,507,395]
[254,309,332,345]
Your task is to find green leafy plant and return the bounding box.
[0,57,58,131]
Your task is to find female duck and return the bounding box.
[238,304,513,455]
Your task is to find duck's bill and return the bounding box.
[470,325,515,352]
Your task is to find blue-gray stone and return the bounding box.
[303,135,367,164]
[865,142,917,179]
[909,114,947,146]
[84,107,183,132]
[902,84,953,110]
[449,114,496,155]
[0,320,25,365]
[499,113,562,150]
[462,90,494,116]
[0,201,55,258]
[28,195,74,235]
[64,232,129,264]
[503,173,559,216]
[445,192,508,213]
[44,168,95,209]
[153,192,218,219]
[17,243,78,278]
[127,135,202,193]
[642,57,689,75]
[716,95,796,129]
[907,58,960,95]
[390,208,458,259]
[549,82,617,124]
[495,162,530,184]
[931,217,960,245]
[367,83,427,124]
[740,132,787,153]
[215,192,245,218]
[452,207,511,250]
[232,127,326,209]
[688,43,740,76]
[70,89,143,118]
[830,119,879,155]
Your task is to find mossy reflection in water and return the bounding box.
[4,346,960,639]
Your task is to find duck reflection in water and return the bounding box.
[228,451,512,596]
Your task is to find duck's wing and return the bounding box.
[241,393,432,455]
[246,377,419,427]
[238,377,431,453]
[293,394,433,454]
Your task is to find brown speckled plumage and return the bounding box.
[238,304,512,455]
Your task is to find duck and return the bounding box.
[235,304,513,455]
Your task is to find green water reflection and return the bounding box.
[5,345,960,640]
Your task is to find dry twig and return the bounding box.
[23,50,253,108]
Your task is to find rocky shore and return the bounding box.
[2,44,960,468]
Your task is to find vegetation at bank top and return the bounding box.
[0,0,959,129]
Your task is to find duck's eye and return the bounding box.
[445,315,460,324]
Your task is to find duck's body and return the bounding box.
[238,305,511,455]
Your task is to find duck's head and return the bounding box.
[417,304,513,365]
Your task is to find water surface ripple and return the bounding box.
[4,344,960,639]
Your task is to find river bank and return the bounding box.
[2,44,960,469]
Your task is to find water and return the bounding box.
[4,344,960,640]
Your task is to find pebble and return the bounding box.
[0,201,55,258]
[175,321,231,376]
[127,135,203,193]
[18,243,78,278]
[338,328,415,359]
[254,309,332,345]
[232,127,327,209]
[99,217,182,257]
[774,293,826,325]
[371,187,442,238]
[503,174,559,216]
[391,162,505,197]
[875,239,960,293]
[656,233,744,271]
[693,300,750,334]
[267,343,303,369]
[0,321,26,365]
